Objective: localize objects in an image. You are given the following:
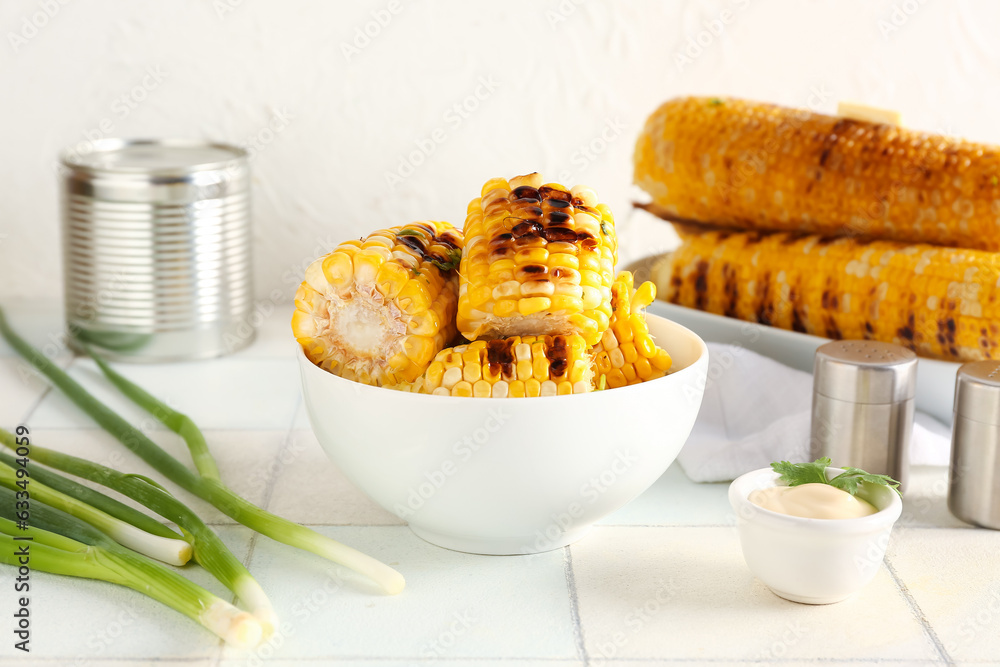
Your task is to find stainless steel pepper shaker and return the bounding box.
[949,361,1000,529]
[810,341,917,490]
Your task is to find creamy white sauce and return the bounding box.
[749,483,878,520]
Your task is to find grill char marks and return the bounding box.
[486,339,515,379]
[393,224,461,272]
[488,182,584,269]
[544,335,569,378]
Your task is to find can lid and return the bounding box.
[61,138,246,177]
[955,360,1000,424]
[813,340,918,404]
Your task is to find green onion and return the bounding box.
[0,460,191,566]
[5,440,277,636]
[0,437,181,541]
[0,306,404,595]
[0,493,262,647]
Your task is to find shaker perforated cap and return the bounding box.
[813,340,918,404]
[954,361,1000,425]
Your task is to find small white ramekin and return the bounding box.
[728,467,903,604]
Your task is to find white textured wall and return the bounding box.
[2,0,999,303]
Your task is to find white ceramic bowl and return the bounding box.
[299,314,709,555]
[729,467,903,604]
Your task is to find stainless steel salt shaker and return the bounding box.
[810,341,917,490]
[949,361,1000,529]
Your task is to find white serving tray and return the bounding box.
[646,300,959,425]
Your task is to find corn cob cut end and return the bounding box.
[458,173,618,347]
[292,222,462,386]
[415,334,594,398]
[591,271,672,389]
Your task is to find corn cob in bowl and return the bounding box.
[591,272,673,389]
[407,334,594,397]
[656,223,1000,362]
[634,96,1000,251]
[292,221,463,386]
[458,173,618,346]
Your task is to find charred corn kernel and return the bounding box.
[458,173,618,345]
[590,271,674,388]
[634,96,1000,251]
[292,221,463,387]
[411,334,595,397]
[660,224,1000,362]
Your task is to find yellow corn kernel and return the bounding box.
[453,381,473,397]
[595,351,612,374]
[525,379,542,397]
[494,299,518,317]
[635,356,653,380]
[606,369,627,389]
[519,297,552,316]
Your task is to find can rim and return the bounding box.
[60,138,248,177]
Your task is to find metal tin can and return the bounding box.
[60,139,254,361]
[810,340,917,490]
[949,361,1000,529]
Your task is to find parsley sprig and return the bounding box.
[771,458,902,497]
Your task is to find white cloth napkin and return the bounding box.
[677,343,952,483]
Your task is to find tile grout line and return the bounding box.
[237,394,305,569]
[563,545,589,666]
[211,394,305,665]
[17,350,78,425]
[883,556,955,666]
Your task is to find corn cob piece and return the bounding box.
[591,272,672,389]
[412,335,594,397]
[659,224,1000,362]
[458,172,618,346]
[292,221,463,386]
[634,96,1000,251]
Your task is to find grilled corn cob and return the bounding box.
[413,335,594,397]
[591,272,672,389]
[457,173,618,346]
[634,96,1000,251]
[292,221,463,385]
[658,224,1000,362]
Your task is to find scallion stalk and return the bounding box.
[0,306,404,595]
[0,432,181,541]
[0,460,191,566]
[0,496,262,647]
[6,441,277,636]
